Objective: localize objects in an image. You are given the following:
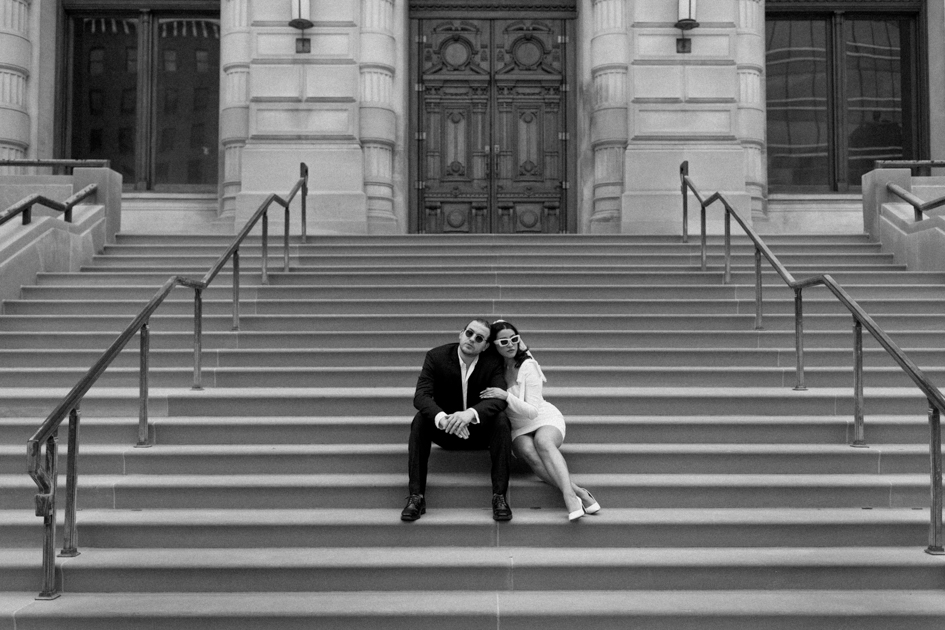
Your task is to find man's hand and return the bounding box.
[442,409,475,438]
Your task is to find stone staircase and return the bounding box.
[2,233,945,628]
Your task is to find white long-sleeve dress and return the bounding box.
[504,358,567,440]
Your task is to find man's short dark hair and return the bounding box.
[465,318,491,331]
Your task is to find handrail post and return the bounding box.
[284,205,290,273]
[927,402,944,555]
[852,319,866,447]
[753,247,763,330]
[300,163,308,244]
[232,250,240,331]
[723,209,732,284]
[192,288,204,390]
[36,431,60,599]
[64,204,73,223]
[915,207,923,222]
[262,211,269,285]
[700,202,707,271]
[23,204,32,225]
[681,161,689,243]
[136,323,151,447]
[60,407,81,557]
[793,287,807,391]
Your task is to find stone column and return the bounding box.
[588,0,629,233]
[0,0,30,172]
[220,0,251,219]
[360,0,398,233]
[735,0,766,216]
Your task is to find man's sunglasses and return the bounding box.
[494,335,521,348]
[463,329,487,343]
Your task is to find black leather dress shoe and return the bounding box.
[401,494,425,521]
[492,493,512,521]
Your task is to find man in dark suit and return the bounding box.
[401,318,513,522]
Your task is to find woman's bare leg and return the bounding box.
[532,426,582,513]
[515,433,595,505]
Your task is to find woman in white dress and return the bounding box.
[480,320,600,521]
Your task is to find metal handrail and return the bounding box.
[0,159,111,174]
[25,163,308,599]
[885,183,945,223]
[0,185,99,227]
[680,160,944,556]
[874,160,945,176]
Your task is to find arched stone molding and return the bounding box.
[0,0,30,173]
[360,0,399,233]
[588,0,628,233]
[220,0,251,218]
[735,0,766,215]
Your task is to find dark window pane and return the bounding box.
[845,18,905,183]
[121,88,136,114]
[126,46,137,73]
[72,18,138,180]
[765,19,830,189]
[163,50,178,72]
[193,87,208,112]
[89,90,103,115]
[160,127,176,151]
[89,47,105,76]
[154,18,219,186]
[118,127,134,153]
[89,129,103,152]
[164,88,179,114]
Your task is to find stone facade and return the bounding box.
[3,0,945,234]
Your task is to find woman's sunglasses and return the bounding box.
[494,335,521,348]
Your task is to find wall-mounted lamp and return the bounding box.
[675,0,699,53]
[289,0,313,53]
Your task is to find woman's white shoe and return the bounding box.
[581,490,601,515]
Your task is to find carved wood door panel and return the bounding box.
[415,18,568,233]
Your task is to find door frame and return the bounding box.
[408,2,578,233]
[58,0,221,191]
[765,0,928,192]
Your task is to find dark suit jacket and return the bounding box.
[413,343,507,422]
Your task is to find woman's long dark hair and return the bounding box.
[489,320,534,368]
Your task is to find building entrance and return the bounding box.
[411,18,572,233]
[68,8,220,191]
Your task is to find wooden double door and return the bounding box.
[411,18,573,233]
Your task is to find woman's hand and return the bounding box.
[480,387,508,401]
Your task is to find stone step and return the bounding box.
[0,442,930,476]
[2,347,943,369]
[0,508,931,549]
[3,589,944,630]
[3,312,943,333]
[69,268,944,287]
[85,252,899,267]
[3,547,942,594]
[1,329,938,350]
[0,386,931,418]
[20,281,945,301]
[7,296,944,316]
[0,415,926,446]
[3,365,942,389]
[0,473,931,511]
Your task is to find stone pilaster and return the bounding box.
[623,0,750,234]
[360,0,399,233]
[236,0,366,235]
[220,0,251,218]
[588,0,628,233]
[0,0,30,173]
[735,0,766,215]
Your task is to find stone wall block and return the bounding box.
[685,65,737,101]
[631,65,681,101]
[359,31,395,69]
